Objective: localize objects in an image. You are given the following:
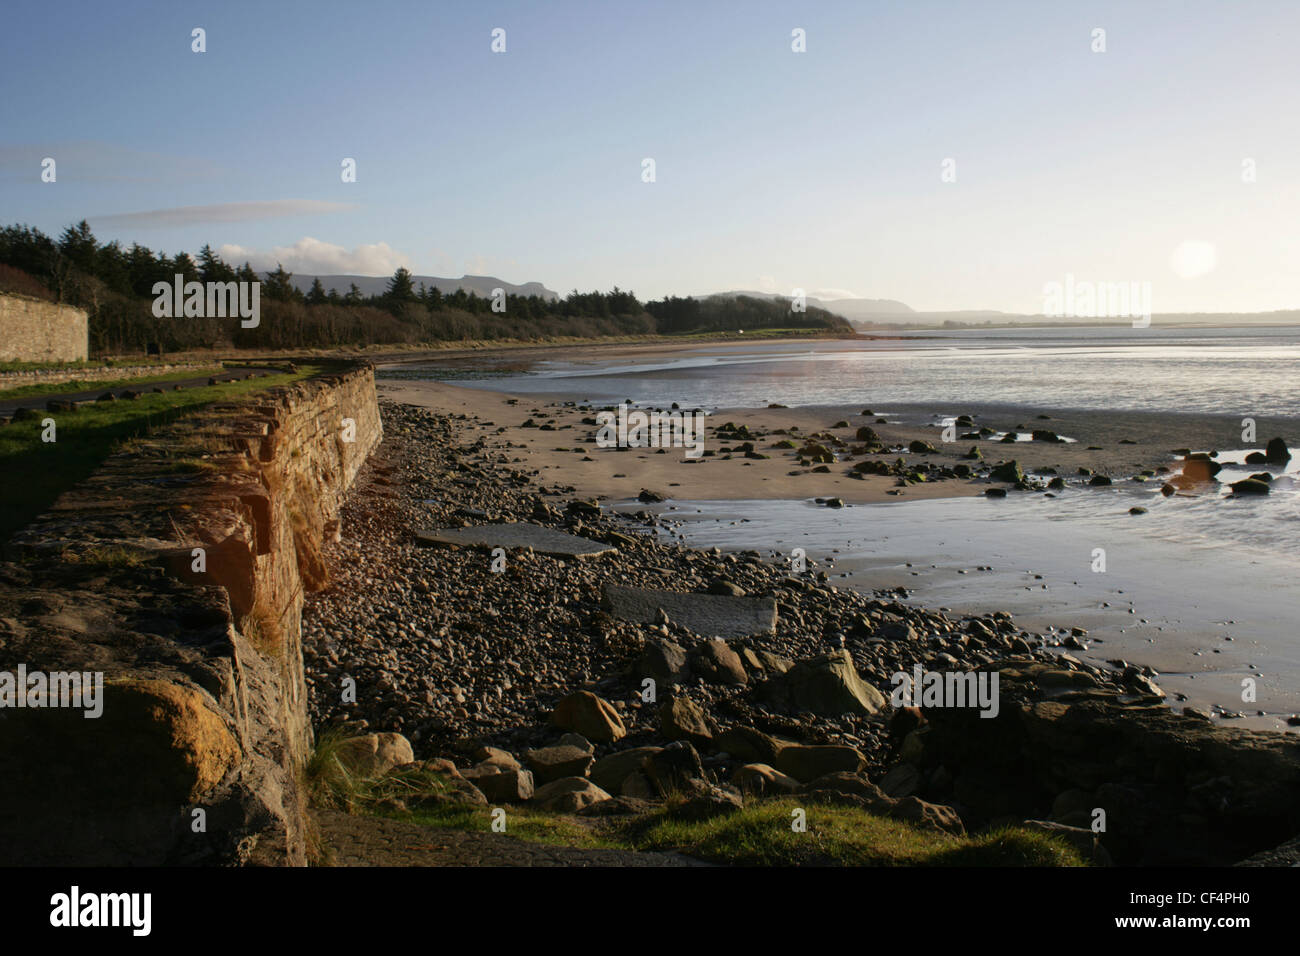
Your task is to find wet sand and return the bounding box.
[378,375,1300,733]
[377,378,1275,506]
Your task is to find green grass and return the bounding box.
[307,744,1089,866]
[0,366,221,402]
[0,356,199,375]
[402,797,610,848]
[303,729,608,849]
[620,798,1088,866]
[0,365,317,543]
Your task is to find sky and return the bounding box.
[2,0,1299,313]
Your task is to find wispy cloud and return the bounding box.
[217,236,410,275]
[87,199,356,229]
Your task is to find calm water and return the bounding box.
[389,326,1300,720]
[387,325,1300,416]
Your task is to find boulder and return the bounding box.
[550,690,626,743]
[1230,478,1270,495]
[688,639,747,685]
[634,638,690,686]
[732,763,801,796]
[659,696,714,743]
[774,743,867,783]
[714,726,785,764]
[335,732,415,779]
[1181,457,1222,482]
[558,733,595,754]
[879,763,922,798]
[643,740,706,795]
[674,783,743,821]
[1019,819,1111,865]
[525,744,594,784]
[1265,437,1291,464]
[473,746,521,771]
[758,648,885,716]
[467,768,535,803]
[705,579,746,597]
[804,772,895,810]
[890,796,966,835]
[590,747,663,794]
[756,650,792,675]
[532,776,612,813]
[989,460,1023,483]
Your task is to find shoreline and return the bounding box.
[377,377,1287,506]
[300,392,1300,865]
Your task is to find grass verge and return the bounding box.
[0,365,317,543]
[303,735,1087,867]
[622,798,1088,866]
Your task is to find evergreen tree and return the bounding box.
[198,244,236,283]
[307,277,327,305]
[386,267,416,301]
[263,263,299,301]
[57,220,97,274]
[172,251,199,283]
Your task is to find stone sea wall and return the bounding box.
[0,362,380,865]
[0,293,88,363]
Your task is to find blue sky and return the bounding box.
[3,0,1299,312]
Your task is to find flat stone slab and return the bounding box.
[414,523,616,558]
[601,584,777,639]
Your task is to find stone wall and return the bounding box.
[0,293,88,362]
[0,362,380,865]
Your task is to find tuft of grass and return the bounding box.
[302,729,609,850]
[64,545,149,569]
[303,727,371,812]
[240,599,284,658]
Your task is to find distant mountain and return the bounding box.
[285,273,559,301]
[706,290,913,321]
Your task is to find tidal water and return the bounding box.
[388,325,1300,417]
[391,326,1300,725]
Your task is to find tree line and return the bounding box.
[0,220,851,356]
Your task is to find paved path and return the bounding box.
[316,810,710,867]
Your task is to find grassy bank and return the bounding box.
[0,365,318,543]
[304,739,1086,867]
[0,365,223,402]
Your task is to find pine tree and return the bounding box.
[386,267,416,301]
[264,263,298,301]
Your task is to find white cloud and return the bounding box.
[217,237,412,276]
